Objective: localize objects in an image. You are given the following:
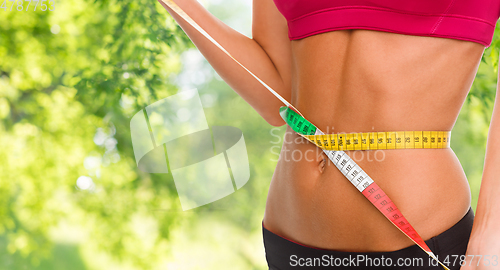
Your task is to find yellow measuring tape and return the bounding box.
[306,130,451,151]
[159,1,451,269]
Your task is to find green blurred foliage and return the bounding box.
[0,0,499,269]
[0,0,192,268]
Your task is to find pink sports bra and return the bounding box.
[272,0,500,47]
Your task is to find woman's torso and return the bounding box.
[263,29,485,252]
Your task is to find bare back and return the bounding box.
[263,29,485,252]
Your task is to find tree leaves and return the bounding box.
[0,0,191,268]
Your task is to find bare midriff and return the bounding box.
[263,29,485,252]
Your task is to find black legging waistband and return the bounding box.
[263,207,474,269]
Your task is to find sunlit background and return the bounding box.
[1,0,500,269]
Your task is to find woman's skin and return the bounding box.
[158,0,500,267]
[266,29,478,252]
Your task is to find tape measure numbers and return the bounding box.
[281,106,449,269]
[160,1,451,269]
[281,106,451,151]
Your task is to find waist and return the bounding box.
[281,106,452,151]
[264,125,471,252]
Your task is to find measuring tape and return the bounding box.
[282,106,451,151]
[280,106,449,267]
[159,1,451,269]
